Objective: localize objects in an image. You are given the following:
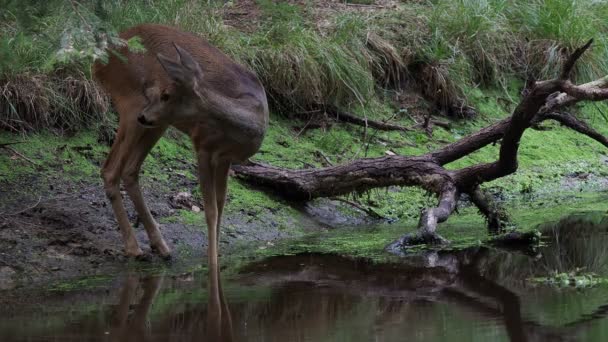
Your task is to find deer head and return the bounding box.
[137,44,206,127]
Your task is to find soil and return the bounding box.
[0,173,378,289]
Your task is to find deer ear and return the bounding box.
[157,53,183,81]
[173,43,203,78]
[157,52,195,88]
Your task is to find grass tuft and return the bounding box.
[0,70,109,133]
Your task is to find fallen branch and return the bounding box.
[0,196,42,217]
[541,112,608,148]
[328,107,414,132]
[1,145,39,166]
[314,150,334,166]
[0,141,24,147]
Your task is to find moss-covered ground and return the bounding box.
[2,81,607,249]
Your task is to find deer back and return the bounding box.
[93,24,266,119]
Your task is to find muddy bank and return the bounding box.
[0,147,606,289]
[0,173,382,288]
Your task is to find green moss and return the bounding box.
[0,131,105,183]
[249,193,608,262]
[49,275,114,292]
[176,209,204,228]
[529,271,608,289]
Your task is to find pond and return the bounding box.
[1,212,608,342]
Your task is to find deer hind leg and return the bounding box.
[214,159,231,251]
[197,151,219,267]
[121,126,171,257]
[102,123,144,257]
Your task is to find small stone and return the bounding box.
[191,205,201,212]
[169,192,201,210]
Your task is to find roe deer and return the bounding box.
[93,24,269,268]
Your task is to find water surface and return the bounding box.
[1,212,608,342]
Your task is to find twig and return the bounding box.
[560,39,593,80]
[314,150,333,166]
[0,141,24,147]
[1,146,39,166]
[0,196,42,217]
[295,114,316,138]
[69,0,92,30]
[344,3,386,8]
[330,197,384,219]
[328,107,414,132]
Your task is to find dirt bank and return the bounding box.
[0,174,378,289]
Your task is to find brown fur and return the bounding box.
[93,24,269,268]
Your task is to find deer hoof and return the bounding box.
[151,241,172,259]
[125,247,144,258]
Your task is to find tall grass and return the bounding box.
[509,0,608,82]
[244,3,376,111]
[2,0,608,132]
[0,1,112,132]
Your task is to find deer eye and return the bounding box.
[160,93,170,102]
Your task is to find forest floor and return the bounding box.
[1,116,607,290]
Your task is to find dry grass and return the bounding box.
[0,71,109,133]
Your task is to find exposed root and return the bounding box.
[330,197,385,219]
[410,61,476,119]
[0,71,108,133]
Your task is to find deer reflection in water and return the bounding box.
[109,261,233,342]
[110,275,163,341]
[206,260,234,342]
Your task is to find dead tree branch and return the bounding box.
[234,40,608,251]
[327,107,414,132]
[541,112,608,148]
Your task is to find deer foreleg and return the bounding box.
[121,126,171,257]
[102,126,143,257]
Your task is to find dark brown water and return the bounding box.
[1,212,608,342]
